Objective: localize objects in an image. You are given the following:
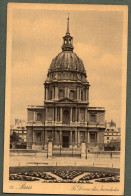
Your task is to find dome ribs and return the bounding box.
[47,51,88,83]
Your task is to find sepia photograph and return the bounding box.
[4,3,128,195]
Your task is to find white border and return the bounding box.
[3,3,128,195]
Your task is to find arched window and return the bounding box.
[63,110,70,124]
[59,89,64,99]
[69,90,76,100]
[37,113,42,121]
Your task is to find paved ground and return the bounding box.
[10,153,120,168]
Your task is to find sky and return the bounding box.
[10,5,124,127]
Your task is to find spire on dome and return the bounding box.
[62,16,74,52]
[66,15,70,35]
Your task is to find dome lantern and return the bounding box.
[62,17,74,52]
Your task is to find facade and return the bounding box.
[10,119,27,142]
[104,122,121,151]
[26,18,106,151]
[104,122,121,144]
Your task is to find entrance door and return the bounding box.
[36,132,41,143]
[62,136,69,148]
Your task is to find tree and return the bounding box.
[10,131,21,143]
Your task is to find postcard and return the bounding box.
[3,3,128,195]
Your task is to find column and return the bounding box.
[45,130,47,145]
[97,132,99,144]
[87,131,90,143]
[70,131,72,147]
[60,130,62,145]
[77,87,79,101]
[96,132,100,147]
[75,108,77,122]
[45,108,48,122]
[81,143,86,159]
[77,108,79,122]
[46,87,48,100]
[80,89,81,101]
[60,107,62,122]
[55,107,57,122]
[85,108,87,122]
[48,141,52,158]
[79,108,81,122]
[67,87,69,98]
[55,131,57,145]
[87,89,89,101]
[78,131,80,146]
[85,131,87,145]
[55,87,58,100]
[42,131,44,148]
[70,107,72,123]
[34,111,36,122]
[45,87,46,100]
[33,131,35,143]
[53,86,55,99]
[75,131,77,146]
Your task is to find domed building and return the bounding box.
[26,18,105,153]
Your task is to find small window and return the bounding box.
[90,114,96,122]
[107,137,109,140]
[37,113,42,121]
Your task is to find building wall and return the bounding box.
[26,128,33,143]
[97,112,105,124]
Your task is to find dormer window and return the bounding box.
[59,89,64,99]
[69,90,76,100]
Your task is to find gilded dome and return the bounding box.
[48,51,86,74]
[46,17,88,83]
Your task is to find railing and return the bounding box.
[52,144,81,157]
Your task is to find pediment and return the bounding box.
[57,97,76,103]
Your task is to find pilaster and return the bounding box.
[60,131,62,145]
[34,111,36,122]
[70,131,72,147]
[75,131,77,146]
[70,107,72,123]
[60,107,62,122]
